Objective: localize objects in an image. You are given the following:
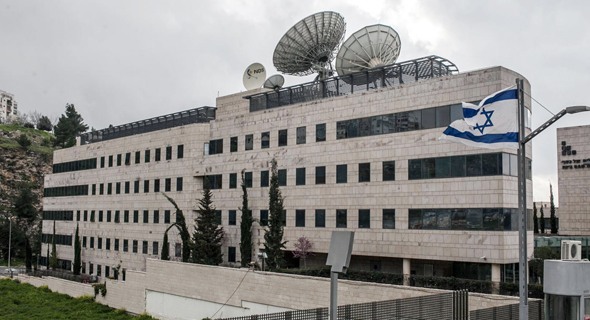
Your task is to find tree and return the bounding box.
[161,231,170,261]
[73,224,81,275]
[529,246,560,284]
[25,238,32,271]
[533,202,539,234]
[16,134,31,149]
[540,206,545,234]
[192,177,224,265]
[162,193,192,263]
[292,236,315,269]
[37,116,53,132]
[240,170,253,267]
[53,104,88,148]
[49,221,58,270]
[12,185,38,270]
[550,184,558,234]
[264,159,286,270]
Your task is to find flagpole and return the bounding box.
[517,78,528,320]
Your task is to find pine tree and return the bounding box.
[264,159,286,270]
[161,232,170,261]
[240,170,253,267]
[37,115,53,131]
[49,221,58,270]
[540,206,545,234]
[53,104,89,148]
[533,202,539,234]
[192,177,224,265]
[25,238,32,271]
[73,224,81,275]
[162,194,192,262]
[550,184,558,234]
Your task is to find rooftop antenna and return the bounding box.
[243,62,266,90]
[335,24,401,76]
[273,11,346,80]
[263,74,285,91]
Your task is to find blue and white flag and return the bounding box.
[439,86,519,149]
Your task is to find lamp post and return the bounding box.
[8,216,12,279]
[516,78,590,320]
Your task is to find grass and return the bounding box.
[0,278,155,319]
[0,124,55,155]
[0,258,26,267]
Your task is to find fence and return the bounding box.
[470,300,544,320]
[246,55,459,113]
[218,290,468,320]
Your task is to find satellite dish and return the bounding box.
[263,74,285,91]
[273,11,346,79]
[336,24,401,76]
[243,63,266,90]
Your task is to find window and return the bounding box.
[296,210,305,227]
[99,184,104,195]
[133,210,139,223]
[245,134,253,150]
[278,169,287,186]
[106,210,111,222]
[228,247,236,263]
[296,168,306,185]
[98,211,103,222]
[175,243,181,257]
[108,155,113,167]
[166,146,172,160]
[177,145,184,159]
[92,184,96,195]
[143,210,149,223]
[296,126,306,144]
[84,210,88,221]
[261,132,270,149]
[106,238,111,250]
[100,156,105,168]
[215,211,222,225]
[90,237,94,248]
[117,154,122,166]
[107,183,112,195]
[153,179,160,192]
[336,164,347,183]
[381,161,396,181]
[315,210,325,228]
[144,180,149,193]
[177,177,183,191]
[153,242,159,255]
[359,163,370,182]
[155,148,161,161]
[282,210,286,227]
[124,210,129,223]
[229,210,236,225]
[336,209,347,228]
[125,153,131,165]
[135,151,140,164]
[123,239,128,252]
[421,107,436,129]
[154,210,159,224]
[76,210,80,221]
[382,209,395,229]
[278,129,287,147]
[315,166,325,184]
[97,265,101,277]
[145,150,150,163]
[229,173,237,189]
[115,210,120,223]
[116,182,121,194]
[90,211,95,222]
[261,171,269,187]
[230,137,238,152]
[359,209,370,228]
[82,236,87,247]
[142,241,148,254]
[165,178,171,192]
[134,181,140,193]
[97,237,102,249]
[260,210,269,226]
[164,210,171,224]
[89,263,93,275]
[133,240,138,253]
[207,175,222,189]
[125,181,130,194]
[316,123,326,142]
[209,139,223,155]
[245,172,252,188]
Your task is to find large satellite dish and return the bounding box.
[243,63,266,90]
[273,11,346,79]
[263,74,285,91]
[336,24,401,76]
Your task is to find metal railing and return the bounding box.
[79,106,216,145]
[470,300,544,320]
[246,55,459,112]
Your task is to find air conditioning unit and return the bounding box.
[561,240,582,261]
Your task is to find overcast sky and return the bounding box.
[1,0,589,203]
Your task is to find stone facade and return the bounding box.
[0,90,17,123]
[41,65,533,283]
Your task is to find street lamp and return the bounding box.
[7,216,13,279]
[516,78,590,320]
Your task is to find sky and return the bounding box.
[1,0,589,203]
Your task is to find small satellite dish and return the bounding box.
[336,24,401,76]
[243,63,266,90]
[273,11,346,79]
[263,74,285,91]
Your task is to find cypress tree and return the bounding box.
[533,202,539,234]
[240,170,253,267]
[550,184,558,234]
[25,238,32,271]
[540,206,545,234]
[161,231,170,260]
[73,224,81,275]
[264,159,286,270]
[192,177,224,265]
[162,194,192,262]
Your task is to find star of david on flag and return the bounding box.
[439,86,519,149]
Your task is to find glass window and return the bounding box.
[144,150,150,163]
[358,117,371,136]
[546,294,580,320]
[99,184,104,195]
[99,211,103,222]
[166,146,172,160]
[359,163,370,182]
[359,209,370,229]
[92,184,96,195]
[435,157,451,178]
[408,159,421,180]
[282,210,286,227]
[133,210,138,223]
[296,210,305,227]
[177,177,183,191]
[153,210,159,224]
[260,210,268,226]
[482,153,500,175]
[228,247,236,263]
[422,209,437,229]
[229,173,237,189]
[245,134,253,150]
[296,168,305,185]
[154,179,160,192]
[336,121,347,139]
[261,171,269,187]
[261,132,270,149]
[108,155,113,167]
[297,126,306,144]
[336,164,347,183]
[165,178,171,192]
[407,110,422,131]
[421,108,436,129]
[144,180,149,193]
[164,210,170,224]
[245,172,252,188]
[510,154,518,176]
[382,161,395,181]
[107,183,112,195]
[117,154,122,166]
[316,123,326,142]
[278,129,287,147]
[215,211,221,225]
[371,116,382,135]
[278,169,287,186]
[125,153,131,165]
[155,148,161,161]
[466,209,483,230]
[422,159,435,179]
[382,114,396,134]
[98,237,102,249]
[315,166,326,184]
[336,209,347,228]
[436,105,450,127]
[143,210,149,223]
[106,210,111,222]
[346,119,358,138]
[125,181,130,194]
[124,210,129,223]
[123,239,128,252]
[132,240,138,253]
[175,243,181,257]
[450,103,463,122]
[100,156,105,168]
[143,241,148,254]
[209,139,223,155]
[450,156,466,177]
[466,154,482,176]
[483,208,500,230]
[383,209,395,229]
[451,209,467,230]
[437,209,451,229]
[134,181,140,193]
[229,210,236,226]
[230,137,238,152]
[177,145,184,159]
[315,210,325,228]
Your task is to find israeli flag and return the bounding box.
[439,86,518,149]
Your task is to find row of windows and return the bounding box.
[39,257,71,271]
[253,209,395,229]
[41,234,73,246]
[90,177,183,195]
[82,236,182,258]
[52,158,97,174]
[408,208,522,231]
[42,211,73,221]
[99,145,184,168]
[44,185,89,197]
[78,209,175,224]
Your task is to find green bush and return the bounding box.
[92,282,107,297]
[38,285,52,293]
[76,294,95,303]
[16,134,31,149]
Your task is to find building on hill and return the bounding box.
[0,90,17,123]
[41,56,533,286]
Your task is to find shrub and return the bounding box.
[92,282,107,297]
[23,122,35,129]
[39,285,52,293]
[17,134,31,149]
[76,294,95,303]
